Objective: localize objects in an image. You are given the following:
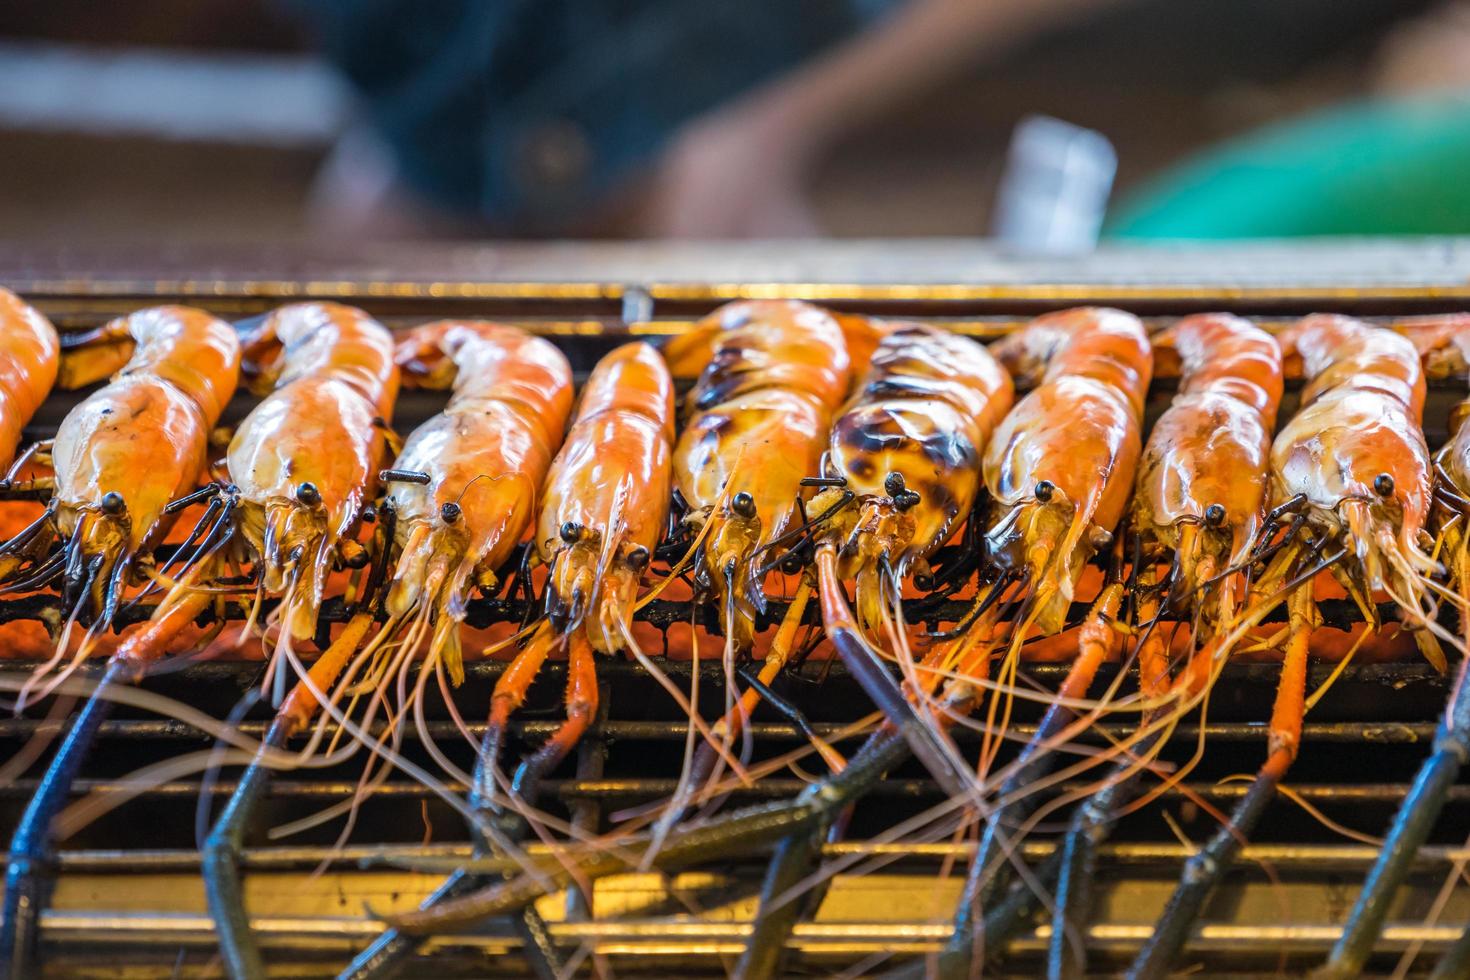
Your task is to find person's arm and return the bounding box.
[640,0,1127,237]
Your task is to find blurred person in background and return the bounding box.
[291,0,1122,239]
[296,0,1470,241]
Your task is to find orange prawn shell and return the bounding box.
[1393,314,1470,478]
[828,322,1014,562]
[980,308,1151,633]
[229,303,399,541]
[1134,313,1283,563]
[661,305,883,381]
[675,300,851,542]
[537,342,675,652]
[227,303,398,642]
[387,321,574,580]
[0,288,58,470]
[985,307,1151,532]
[537,341,674,561]
[1390,313,1470,384]
[677,387,829,547]
[243,301,399,419]
[53,306,241,552]
[1272,315,1431,526]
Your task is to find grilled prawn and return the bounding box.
[203,319,565,980]
[225,301,398,676]
[1131,314,1446,980]
[485,340,669,794]
[1317,314,1470,979]
[380,320,574,683]
[0,307,237,638]
[1050,312,1284,978]
[384,340,662,980]
[0,287,58,487]
[346,341,675,980]
[673,299,851,650]
[0,305,241,977]
[736,321,1014,978]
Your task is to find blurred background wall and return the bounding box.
[0,0,1461,243]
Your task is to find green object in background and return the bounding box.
[1107,92,1470,238]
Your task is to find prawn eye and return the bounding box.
[884,472,907,497]
[731,491,757,519]
[560,520,585,543]
[1204,503,1226,527]
[439,501,462,524]
[626,546,650,571]
[296,482,321,506]
[1374,473,1395,498]
[1034,480,1055,502]
[100,491,126,515]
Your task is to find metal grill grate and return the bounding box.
[2,268,1469,977]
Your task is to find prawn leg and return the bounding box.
[739,637,973,980]
[509,632,599,807]
[380,726,915,937]
[680,577,822,807]
[2,590,211,977]
[203,613,374,980]
[736,822,828,980]
[1048,600,1186,980]
[732,588,851,980]
[481,622,559,779]
[341,619,572,980]
[0,658,128,976]
[942,583,1124,974]
[819,546,971,798]
[1316,598,1470,975]
[1128,585,1313,980]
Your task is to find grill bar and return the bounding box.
[0,717,1442,744]
[6,777,1466,805]
[33,912,1470,956]
[44,839,1470,873]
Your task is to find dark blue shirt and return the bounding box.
[291,0,893,232]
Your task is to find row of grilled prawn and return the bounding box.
[0,290,1467,978]
[0,294,910,977]
[364,304,1470,980]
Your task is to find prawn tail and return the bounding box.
[656,320,722,380]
